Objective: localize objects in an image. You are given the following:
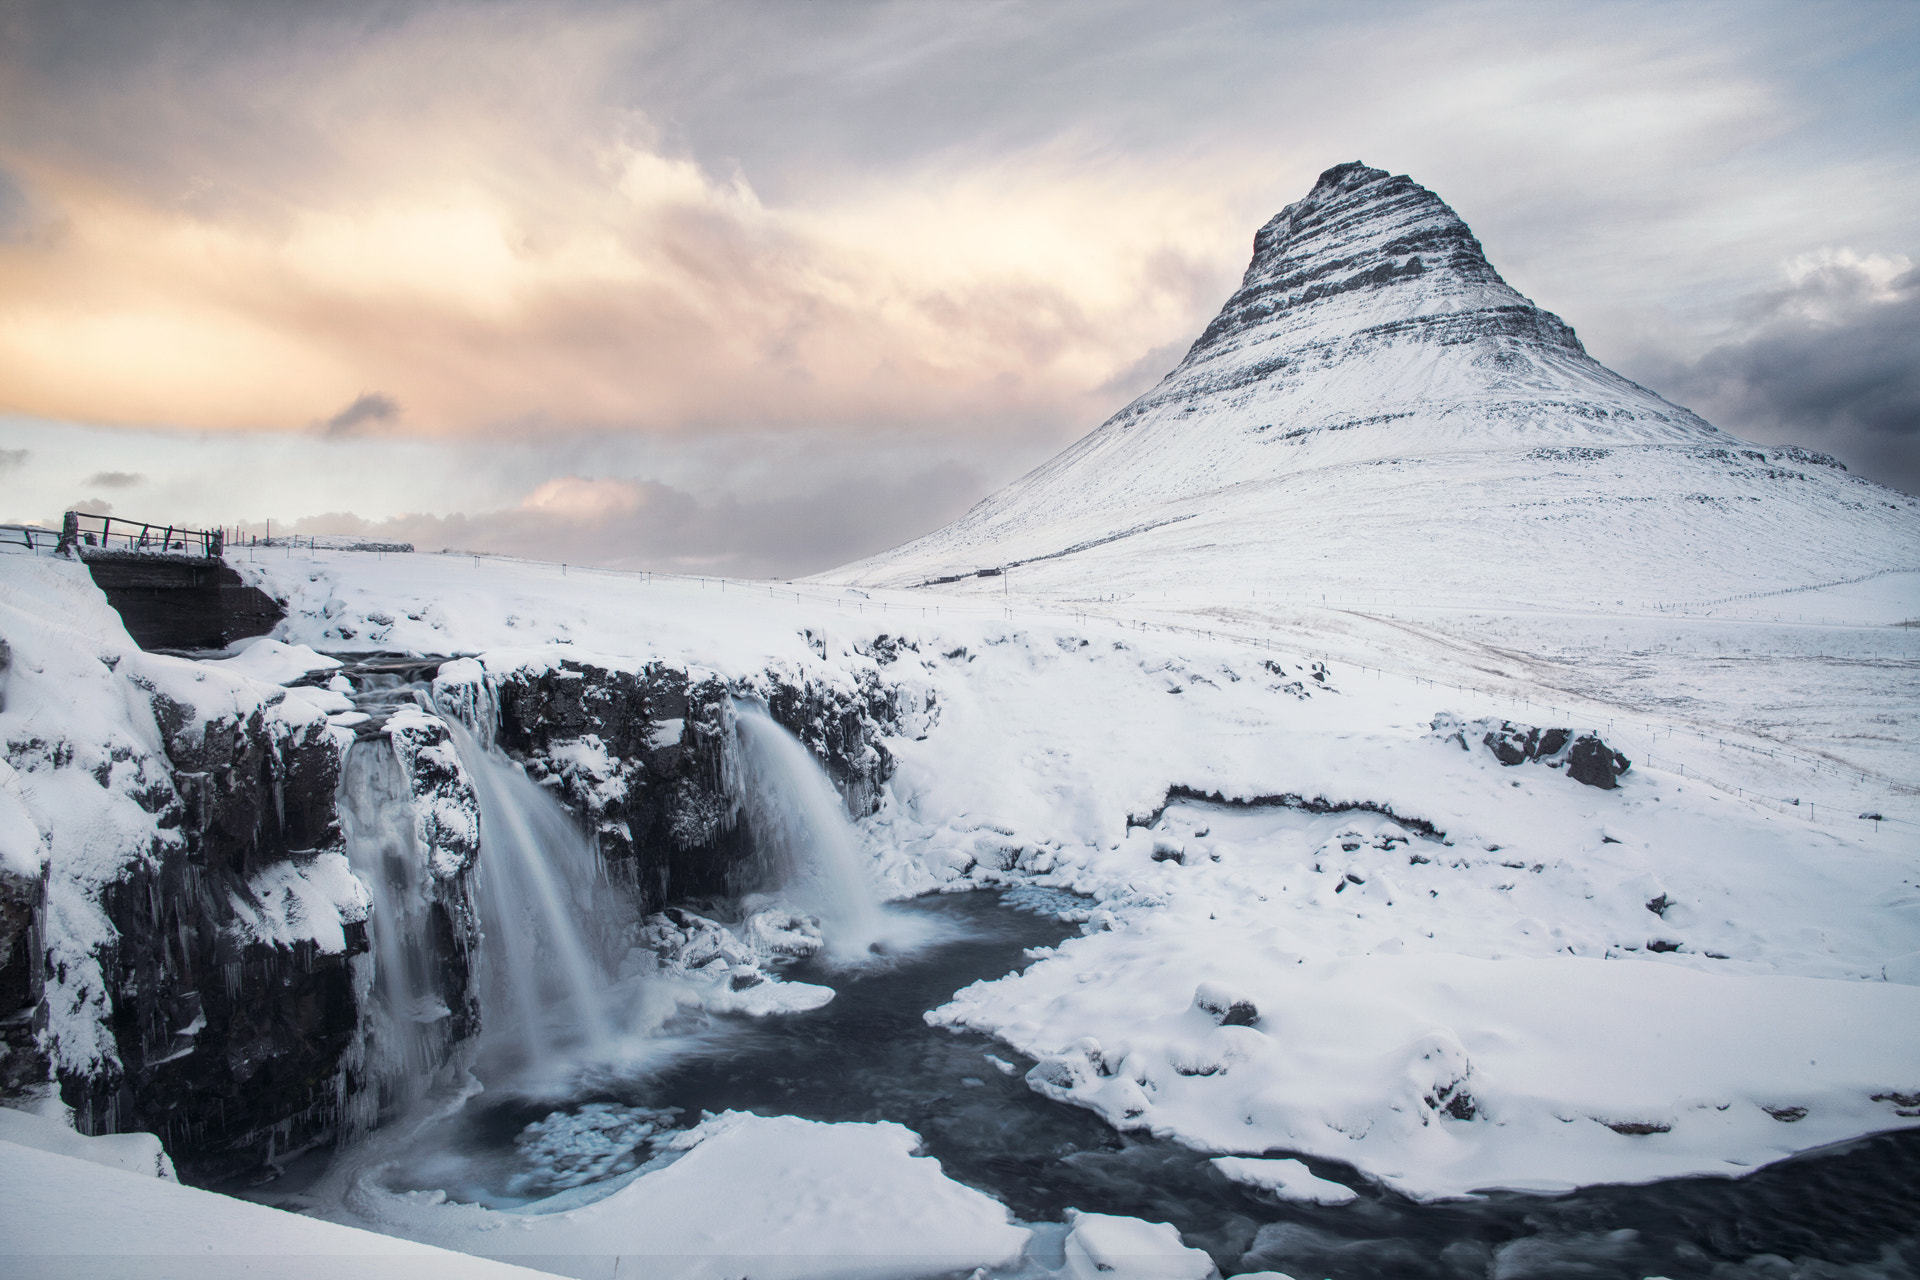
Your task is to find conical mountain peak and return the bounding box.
[822,164,1914,607]
[1183,161,1581,372]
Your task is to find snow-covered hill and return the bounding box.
[824,163,1919,607]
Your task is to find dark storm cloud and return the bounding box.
[1643,256,1920,495]
[81,470,143,488]
[322,392,400,437]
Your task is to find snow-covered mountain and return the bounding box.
[825,163,1918,606]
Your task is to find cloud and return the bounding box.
[2,0,1916,564]
[81,469,142,488]
[321,391,399,436]
[5,0,1910,450]
[1640,251,1920,495]
[0,448,25,472]
[0,166,28,242]
[284,460,985,579]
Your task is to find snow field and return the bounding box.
[8,541,1917,1271]
[248,547,1919,1203]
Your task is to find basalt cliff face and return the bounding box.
[826,163,1919,604]
[2,554,918,1183]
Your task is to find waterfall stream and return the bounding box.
[731,699,892,963]
[445,721,624,1081]
[337,735,459,1126]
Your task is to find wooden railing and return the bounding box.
[1,524,63,553]
[58,511,223,559]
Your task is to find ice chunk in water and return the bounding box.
[510,1103,683,1194]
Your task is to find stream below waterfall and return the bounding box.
[231,656,1920,1279]
[240,890,1919,1279]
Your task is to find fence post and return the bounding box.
[57,511,79,557]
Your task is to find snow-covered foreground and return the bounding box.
[0,1105,550,1279]
[313,1109,1031,1280]
[6,541,1918,1274]
[248,546,1920,1200]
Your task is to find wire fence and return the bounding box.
[400,548,1912,832]
[36,534,1896,829]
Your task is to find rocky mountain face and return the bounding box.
[825,163,1918,605]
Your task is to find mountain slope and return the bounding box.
[824,163,1919,607]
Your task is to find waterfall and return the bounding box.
[732,700,891,962]
[444,720,622,1080]
[338,737,458,1123]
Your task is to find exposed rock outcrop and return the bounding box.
[435,655,911,914]
[1431,713,1632,789]
[73,691,367,1181]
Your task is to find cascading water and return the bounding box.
[337,736,460,1127]
[443,720,624,1082]
[336,654,632,1119]
[731,700,892,962]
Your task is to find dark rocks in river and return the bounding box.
[1431,713,1631,789]
[1193,983,1260,1028]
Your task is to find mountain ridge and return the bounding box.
[821,163,1918,606]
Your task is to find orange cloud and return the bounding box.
[0,121,1255,440]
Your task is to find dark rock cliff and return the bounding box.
[65,698,365,1181]
[450,656,908,914]
[16,640,912,1184]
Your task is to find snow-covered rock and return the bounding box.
[1060,1209,1216,1280]
[1210,1156,1358,1204]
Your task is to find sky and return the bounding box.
[1,0,1915,577]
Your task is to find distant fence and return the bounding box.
[59,511,222,559]
[1,523,62,553]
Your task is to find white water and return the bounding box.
[444,720,623,1081]
[337,737,458,1125]
[732,700,894,963]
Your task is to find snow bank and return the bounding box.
[0,1104,176,1180]
[949,944,1920,1199]
[0,1136,549,1279]
[327,1110,1030,1280]
[201,637,342,686]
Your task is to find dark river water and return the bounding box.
[271,890,1920,1279]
